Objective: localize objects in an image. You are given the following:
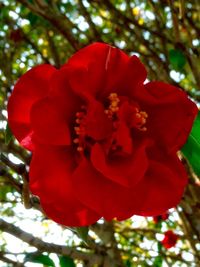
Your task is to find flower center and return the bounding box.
[73,93,148,154]
[73,105,88,152]
[104,93,148,131]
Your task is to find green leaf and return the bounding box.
[125,259,132,267]
[153,256,163,267]
[181,111,200,175]
[5,123,13,145]
[27,12,39,26]
[24,253,55,267]
[75,226,89,243]
[169,49,186,71]
[157,242,163,253]
[59,256,75,267]
[0,185,12,201]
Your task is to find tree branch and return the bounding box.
[0,219,104,265]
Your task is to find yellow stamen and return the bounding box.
[105,93,120,120]
[77,146,84,152]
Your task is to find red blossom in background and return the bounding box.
[161,230,179,249]
[7,43,198,226]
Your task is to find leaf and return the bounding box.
[59,256,75,267]
[27,12,39,26]
[0,185,13,201]
[24,253,55,267]
[75,226,89,243]
[125,259,132,267]
[153,256,163,267]
[169,49,186,71]
[181,111,200,175]
[5,123,13,145]
[157,242,163,253]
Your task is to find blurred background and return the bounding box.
[0,0,200,266]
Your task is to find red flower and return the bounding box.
[153,212,169,223]
[161,230,178,249]
[7,43,198,226]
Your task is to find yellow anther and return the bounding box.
[77,146,84,152]
[140,111,148,118]
[136,113,142,118]
[76,119,81,124]
[110,106,119,112]
[111,101,118,107]
[73,138,79,144]
[109,93,118,99]
[105,93,120,120]
[140,127,147,132]
[141,117,146,124]
[74,126,80,131]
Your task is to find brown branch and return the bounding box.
[77,0,103,42]
[168,0,180,43]
[1,154,32,209]
[0,167,22,192]
[0,153,25,175]
[16,0,82,51]
[46,30,61,68]
[0,252,25,267]
[0,218,103,265]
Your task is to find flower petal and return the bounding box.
[8,64,56,150]
[72,158,143,221]
[117,55,147,96]
[49,67,84,123]
[133,81,198,152]
[85,101,113,140]
[30,98,71,145]
[91,142,149,187]
[73,151,187,221]
[135,153,187,217]
[66,42,129,98]
[29,145,100,226]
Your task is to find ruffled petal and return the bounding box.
[73,151,187,221]
[29,145,100,226]
[116,55,147,96]
[65,42,129,98]
[30,98,71,145]
[8,64,56,150]
[84,101,113,140]
[135,152,188,217]
[72,158,143,221]
[132,81,198,153]
[40,200,101,227]
[91,142,149,187]
[49,68,84,123]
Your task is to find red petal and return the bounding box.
[113,121,133,154]
[8,64,56,150]
[29,145,100,226]
[49,68,83,122]
[72,152,187,220]
[40,200,101,227]
[65,42,129,98]
[72,158,143,221]
[136,152,188,216]
[91,142,149,187]
[117,55,147,96]
[133,82,198,152]
[30,98,71,145]
[85,101,113,140]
